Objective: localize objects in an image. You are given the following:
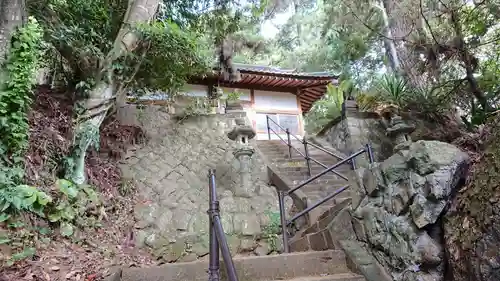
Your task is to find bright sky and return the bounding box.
[260,8,293,39]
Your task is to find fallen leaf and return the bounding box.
[65,270,81,279]
[85,273,97,281]
[42,270,50,281]
[463,217,470,229]
[50,266,60,271]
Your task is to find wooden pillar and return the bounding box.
[296,89,305,136]
[250,89,256,130]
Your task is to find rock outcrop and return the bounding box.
[351,140,469,281]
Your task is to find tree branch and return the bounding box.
[419,0,442,47]
[345,3,415,42]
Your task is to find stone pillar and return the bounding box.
[233,148,255,197]
[227,118,257,198]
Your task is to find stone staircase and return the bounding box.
[105,139,366,281]
[256,139,358,253]
[110,250,365,281]
[257,139,355,219]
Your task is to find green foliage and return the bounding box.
[0,185,52,221]
[46,179,102,236]
[1,217,54,267]
[226,91,242,101]
[262,209,281,252]
[0,17,47,223]
[6,247,36,267]
[121,20,210,94]
[376,74,409,108]
[0,17,44,160]
[404,87,451,116]
[368,74,452,116]
[31,0,213,94]
[304,81,348,134]
[356,92,379,111]
[29,0,128,76]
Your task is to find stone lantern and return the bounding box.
[227,118,256,198]
[386,115,415,152]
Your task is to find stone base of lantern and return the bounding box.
[233,147,255,158]
[233,147,256,198]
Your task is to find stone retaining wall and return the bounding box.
[315,101,464,168]
[316,100,393,168]
[117,105,287,262]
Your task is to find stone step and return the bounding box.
[119,250,353,281]
[258,143,336,152]
[274,161,352,171]
[281,172,351,181]
[257,141,344,155]
[301,190,350,203]
[280,172,346,182]
[268,273,365,281]
[263,153,341,163]
[289,200,352,253]
[273,158,353,166]
[303,199,352,236]
[257,142,340,154]
[286,183,351,194]
[287,183,347,193]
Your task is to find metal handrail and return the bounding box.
[287,148,366,195]
[306,141,344,161]
[265,113,375,254]
[275,146,373,254]
[287,184,350,224]
[208,169,239,281]
[266,115,349,179]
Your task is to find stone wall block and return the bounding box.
[117,105,282,258]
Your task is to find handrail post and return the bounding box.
[303,136,312,177]
[278,191,289,253]
[366,143,374,164]
[350,151,357,170]
[286,128,292,158]
[208,169,220,281]
[213,216,239,281]
[266,115,271,140]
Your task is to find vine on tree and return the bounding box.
[0,17,47,221]
[0,17,44,162]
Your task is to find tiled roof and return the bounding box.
[230,63,338,79]
[190,64,338,113]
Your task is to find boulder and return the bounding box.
[353,140,469,281]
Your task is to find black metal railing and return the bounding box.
[266,116,349,178]
[208,169,239,281]
[266,115,374,253]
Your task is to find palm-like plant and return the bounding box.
[304,80,351,133]
[376,74,409,108]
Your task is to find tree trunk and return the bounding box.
[377,0,400,72]
[292,0,302,44]
[0,0,26,66]
[449,9,490,112]
[69,0,160,184]
[381,0,426,89]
